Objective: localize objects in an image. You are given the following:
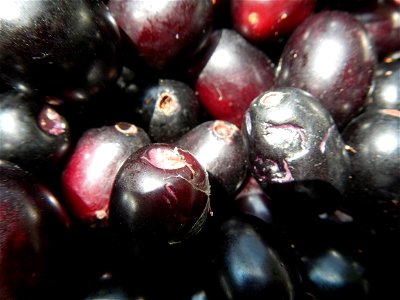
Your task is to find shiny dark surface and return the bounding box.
[276,11,376,128]
[210,217,296,300]
[62,123,151,226]
[300,248,370,299]
[194,29,275,128]
[342,109,400,222]
[108,0,213,70]
[366,54,400,110]
[0,160,70,299]
[231,0,315,43]
[136,79,200,143]
[175,120,248,197]
[0,0,121,101]
[242,87,350,194]
[110,144,211,245]
[0,90,71,176]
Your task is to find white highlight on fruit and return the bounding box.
[0,1,20,21]
[311,38,344,82]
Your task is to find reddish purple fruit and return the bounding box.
[231,0,316,43]
[108,0,213,70]
[0,160,70,299]
[276,11,376,128]
[62,123,151,226]
[193,29,275,128]
[110,143,211,245]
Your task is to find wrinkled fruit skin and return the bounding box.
[0,0,121,101]
[110,143,211,245]
[242,87,350,194]
[276,10,376,128]
[108,0,213,70]
[0,160,70,299]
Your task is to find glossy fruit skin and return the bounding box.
[0,0,121,101]
[352,1,400,59]
[342,109,400,231]
[0,160,70,299]
[230,0,316,43]
[110,143,211,245]
[276,11,376,128]
[300,248,370,300]
[194,29,275,128]
[136,79,200,143]
[209,217,296,300]
[108,0,213,70]
[242,87,350,194]
[365,54,400,110]
[62,123,151,226]
[0,90,71,177]
[175,120,248,197]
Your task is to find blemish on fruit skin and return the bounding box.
[212,120,238,144]
[38,106,67,136]
[380,109,400,118]
[157,93,180,115]
[320,125,335,154]
[115,122,138,136]
[259,91,287,106]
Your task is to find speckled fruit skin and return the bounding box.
[0,160,70,299]
[107,0,213,70]
[242,87,350,194]
[231,0,316,43]
[110,144,211,245]
[0,0,121,101]
[62,123,151,226]
[276,10,376,128]
[194,29,275,128]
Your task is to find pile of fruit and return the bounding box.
[0,0,399,299]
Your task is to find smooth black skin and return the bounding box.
[208,217,296,300]
[342,109,400,232]
[136,79,200,143]
[300,248,370,300]
[365,54,400,110]
[0,0,121,101]
[242,87,350,195]
[0,90,71,177]
[0,160,70,299]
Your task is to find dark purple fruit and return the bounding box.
[365,52,400,110]
[300,248,370,300]
[108,0,213,70]
[110,143,211,245]
[0,0,121,101]
[193,29,276,128]
[175,120,248,196]
[242,87,350,194]
[209,217,297,300]
[0,90,71,177]
[0,160,70,299]
[342,109,400,231]
[276,10,376,128]
[62,122,151,226]
[136,79,200,143]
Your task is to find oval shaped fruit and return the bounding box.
[210,217,296,300]
[231,0,316,43]
[0,90,71,177]
[193,29,276,128]
[110,143,211,245]
[0,160,70,299]
[175,120,248,197]
[0,0,121,101]
[276,10,376,128]
[62,122,151,226]
[108,0,213,70]
[242,87,350,194]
